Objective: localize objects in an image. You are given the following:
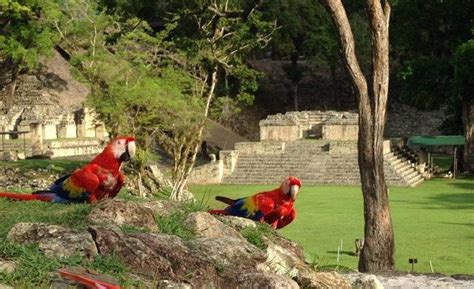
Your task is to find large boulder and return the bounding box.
[229,272,300,289]
[87,199,157,231]
[0,260,16,274]
[7,223,97,260]
[351,274,384,289]
[183,212,244,240]
[296,272,352,289]
[261,235,351,288]
[156,280,192,289]
[188,237,267,269]
[88,226,220,287]
[216,215,258,230]
[141,200,184,217]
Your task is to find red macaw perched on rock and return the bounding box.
[208,176,301,229]
[0,136,136,204]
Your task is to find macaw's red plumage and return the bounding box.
[0,136,136,204]
[209,176,302,229]
[57,268,121,289]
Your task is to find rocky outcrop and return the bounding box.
[87,199,157,232]
[0,260,16,274]
[189,237,266,269]
[216,215,258,230]
[0,167,60,191]
[229,272,300,289]
[89,226,221,287]
[7,222,97,260]
[4,200,352,288]
[184,212,244,240]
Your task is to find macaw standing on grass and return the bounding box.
[208,176,302,229]
[0,136,136,204]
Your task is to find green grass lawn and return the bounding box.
[0,159,87,172]
[190,177,474,275]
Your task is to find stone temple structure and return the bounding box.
[190,111,425,187]
[0,51,108,159]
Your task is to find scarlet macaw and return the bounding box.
[0,136,136,204]
[208,176,301,229]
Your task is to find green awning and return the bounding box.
[407,135,465,147]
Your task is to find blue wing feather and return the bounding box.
[46,175,90,203]
[225,198,263,221]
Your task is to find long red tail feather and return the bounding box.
[58,269,121,289]
[208,209,229,215]
[0,192,53,202]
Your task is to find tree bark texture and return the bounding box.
[462,98,473,172]
[319,0,395,272]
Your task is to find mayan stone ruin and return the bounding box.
[190,110,427,187]
[0,51,108,160]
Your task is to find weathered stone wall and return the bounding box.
[260,125,301,141]
[385,103,444,138]
[46,139,104,158]
[322,124,358,140]
[259,111,359,141]
[0,52,109,157]
[260,105,444,142]
[235,141,285,154]
[188,160,222,184]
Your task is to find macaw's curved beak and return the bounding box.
[120,141,136,162]
[289,185,299,201]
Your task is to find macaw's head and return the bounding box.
[110,136,136,162]
[92,136,136,171]
[280,176,302,201]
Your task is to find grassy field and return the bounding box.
[190,177,474,275]
[0,159,87,172]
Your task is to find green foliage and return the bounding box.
[440,39,474,135]
[452,39,474,102]
[239,223,275,250]
[0,240,141,288]
[0,200,92,238]
[154,201,206,240]
[0,0,60,71]
[392,0,474,110]
[155,211,195,240]
[0,159,86,172]
[398,57,452,110]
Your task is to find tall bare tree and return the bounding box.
[318,0,394,272]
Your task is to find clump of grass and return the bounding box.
[0,240,143,288]
[154,199,209,240]
[240,223,276,250]
[0,159,87,173]
[0,200,92,238]
[155,211,195,240]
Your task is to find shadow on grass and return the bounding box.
[451,180,474,191]
[427,192,474,210]
[439,222,474,228]
[326,250,357,257]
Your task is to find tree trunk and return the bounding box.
[462,98,473,172]
[4,66,19,113]
[319,0,395,272]
[291,53,299,111]
[328,63,339,109]
[170,67,218,201]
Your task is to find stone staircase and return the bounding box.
[222,140,424,187]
